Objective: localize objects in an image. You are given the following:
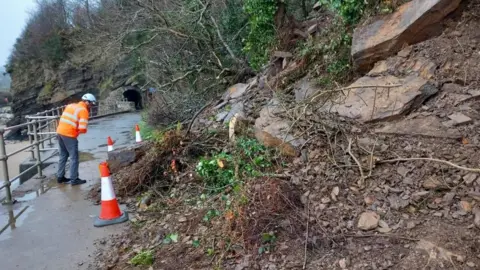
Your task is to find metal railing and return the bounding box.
[0,100,135,204]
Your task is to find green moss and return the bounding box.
[37,81,55,102]
[99,77,113,99]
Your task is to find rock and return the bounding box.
[368,56,437,80]
[442,192,455,205]
[307,24,318,35]
[376,116,461,139]
[378,227,393,233]
[467,262,476,268]
[215,111,229,122]
[468,192,480,201]
[255,98,304,156]
[178,216,187,222]
[222,83,248,102]
[329,75,437,123]
[473,207,480,228]
[397,46,412,58]
[357,211,380,231]
[448,112,473,126]
[107,143,149,173]
[423,177,445,190]
[463,173,478,186]
[388,195,409,210]
[351,0,462,71]
[364,196,375,205]
[339,258,348,269]
[397,166,409,177]
[459,201,472,213]
[294,77,319,102]
[406,221,416,229]
[223,102,245,124]
[273,51,293,58]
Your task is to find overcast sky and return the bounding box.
[0,0,36,67]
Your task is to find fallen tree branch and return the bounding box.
[303,198,310,270]
[379,157,480,173]
[347,138,365,187]
[185,101,213,136]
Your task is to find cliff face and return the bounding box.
[8,61,133,126]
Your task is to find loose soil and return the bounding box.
[89,2,480,270]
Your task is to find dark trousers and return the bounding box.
[57,135,79,180]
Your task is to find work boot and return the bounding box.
[57,176,70,184]
[70,179,87,186]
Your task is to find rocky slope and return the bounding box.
[91,0,480,269]
[7,60,134,127]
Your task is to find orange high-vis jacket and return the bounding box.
[56,101,90,138]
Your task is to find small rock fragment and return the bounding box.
[460,201,472,213]
[406,221,416,229]
[448,112,473,126]
[377,227,393,233]
[467,262,476,268]
[463,173,478,186]
[358,211,380,231]
[378,220,389,228]
[339,258,347,269]
[178,216,187,222]
[473,207,480,228]
[364,195,375,205]
[423,177,445,190]
[442,192,455,205]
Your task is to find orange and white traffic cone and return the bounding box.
[107,136,114,152]
[135,124,142,143]
[93,162,128,227]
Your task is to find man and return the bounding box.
[56,93,96,185]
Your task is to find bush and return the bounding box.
[243,0,278,70]
[145,91,206,128]
[196,137,274,192]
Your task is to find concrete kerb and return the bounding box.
[93,212,129,227]
[18,149,58,184]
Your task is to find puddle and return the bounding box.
[79,151,95,163]
[0,204,34,242]
[15,185,52,202]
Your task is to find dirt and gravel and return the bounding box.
[88,2,480,270]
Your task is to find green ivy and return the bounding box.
[243,0,278,70]
[319,0,365,25]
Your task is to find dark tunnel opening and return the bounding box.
[123,89,143,110]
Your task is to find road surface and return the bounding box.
[0,112,141,270]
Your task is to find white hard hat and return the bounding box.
[81,93,97,104]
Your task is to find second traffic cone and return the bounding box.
[93,162,128,227]
[135,124,142,143]
[107,136,114,152]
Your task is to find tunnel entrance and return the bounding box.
[123,89,143,110]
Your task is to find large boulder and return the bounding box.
[328,74,438,123]
[254,98,304,157]
[352,0,461,71]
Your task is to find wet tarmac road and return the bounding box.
[0,112,140,269]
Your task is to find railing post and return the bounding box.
[33,122,45,179]
[48,110,54,147]
[0,129,12,204]
[27,119,35,161]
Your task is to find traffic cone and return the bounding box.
[107,136,114,152]
[93,162,128,227]
[135,124,142,143]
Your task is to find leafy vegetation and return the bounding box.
[196,137,274,192]
[129,250,154,266]
[243,0,278,70]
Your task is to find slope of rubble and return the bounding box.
[90,1,480,269]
